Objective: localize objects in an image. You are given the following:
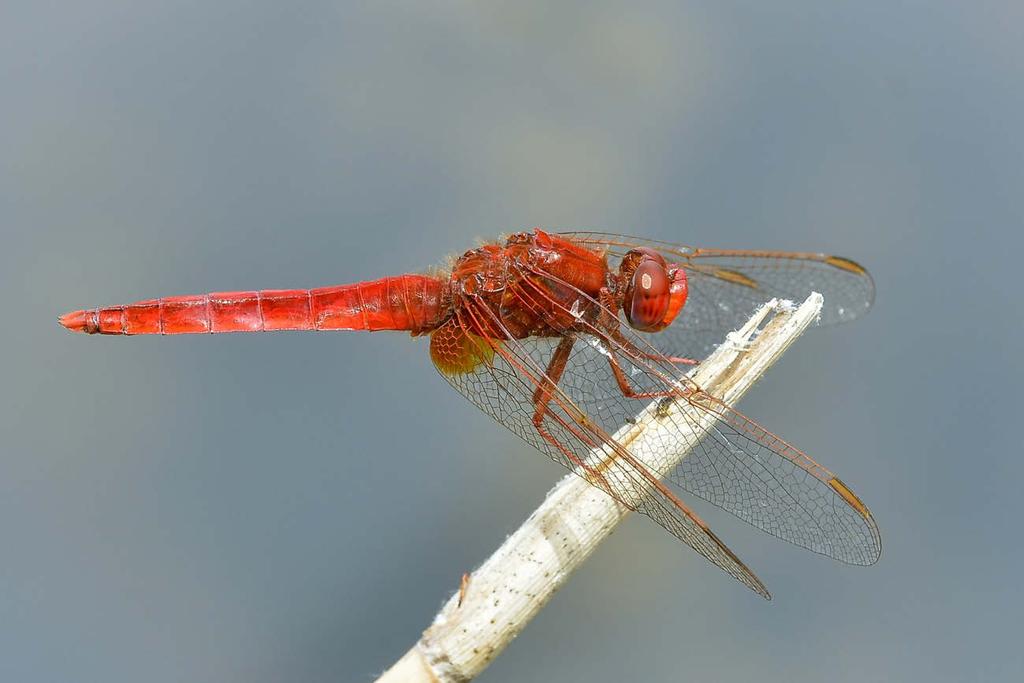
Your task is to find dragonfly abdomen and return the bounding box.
[59,275,449,335]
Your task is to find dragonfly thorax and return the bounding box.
[445,230,612,340]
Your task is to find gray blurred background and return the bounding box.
[3,2,1021,681]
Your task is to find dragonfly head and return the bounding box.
[620,248,688,333]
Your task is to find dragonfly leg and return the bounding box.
[657,353,699,366]
[614,328,700,366]
[530,336,575,416]
[531,336,615,491]
[604,346,683,401]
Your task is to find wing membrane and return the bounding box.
[509,259,881,565]
[431,241,880,597]
[433,302,771,598]
[561,231,875,359]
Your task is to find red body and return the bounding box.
[58,228,880,599]
[445,231,614,340]
[58,231,634,341]
[59,275,448,336]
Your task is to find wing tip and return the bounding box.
[828,477,870,518]
[827,476,883,564]
[824,255,869,276]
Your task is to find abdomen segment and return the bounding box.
[59,275,447,335]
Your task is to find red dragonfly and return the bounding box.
[59,229,880,598]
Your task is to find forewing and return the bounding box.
[508,261,882,566]
[431,305,771,598]
[561,231,875,359]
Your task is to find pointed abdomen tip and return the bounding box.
[59,309,97,333]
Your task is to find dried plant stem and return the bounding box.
[376,293,824,683]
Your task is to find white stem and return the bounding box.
[376,293,824,683]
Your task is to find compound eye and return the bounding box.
[633,247,666,267]
[625,259,671,332]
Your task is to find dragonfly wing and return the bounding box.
[507,259,882,566]
[560,231,875,360]
[430,303,771,598]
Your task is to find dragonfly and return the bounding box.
[59,229,880,598]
